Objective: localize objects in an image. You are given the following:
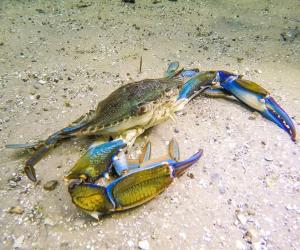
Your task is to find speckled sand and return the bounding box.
[0,0,300,249]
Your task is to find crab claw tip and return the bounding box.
[24,165,37,182]
[263,96,297,142]
[171,149,203,177]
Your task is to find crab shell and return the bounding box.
[76,78,184,137]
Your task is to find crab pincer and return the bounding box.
[68,149,202,219]
[67,139,203,219]
[216,71,297,141]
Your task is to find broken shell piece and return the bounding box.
[9,206,24,214]
[248,111,260,120]
[243,227,259,243]
[236,209,248,225]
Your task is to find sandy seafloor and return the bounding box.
[0,0,300,249]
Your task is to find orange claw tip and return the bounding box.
[24,165,37,182]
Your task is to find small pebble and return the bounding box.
[218,185,226,194]
[237,57,244,63]
[75,1,93,8]
[33,84,40,89]
[248,111,259,120]
[44,217,55,226]
[127,240,134,247]
[64,101,71,107]
[187,172,195,179]
[13,235,25,249]
[243,228,258,243]
[60,242,71,249]
[43,180,59,191]
[243,231,252,243]
[9,206,24,214]
[36,8,45,13]
[38,80,46,84]
[138,240,150,250]
[265,176,276,187]
[235,240,246,250]
[264,155,273,162]
[8,180,17,188]
[236,210,248,225]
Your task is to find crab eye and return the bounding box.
[138,105,147,115]
[165,87,175,98]
[137,103,152,115]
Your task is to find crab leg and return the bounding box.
[112,150,130,176]
[113,140,153,176]
[164,61,180,78]
[6,110,97,181]
[177,71,217,101]
[139,141,152,163]
[114,138,182,176]
[165,61,202,81]
[202,87,233,98]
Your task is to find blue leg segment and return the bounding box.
[177,71,217,101]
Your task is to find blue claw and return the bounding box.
[220,77,297,141]
[262,96,296,141]
[68,148,203,218]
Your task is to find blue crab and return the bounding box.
[6,62,296,218]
